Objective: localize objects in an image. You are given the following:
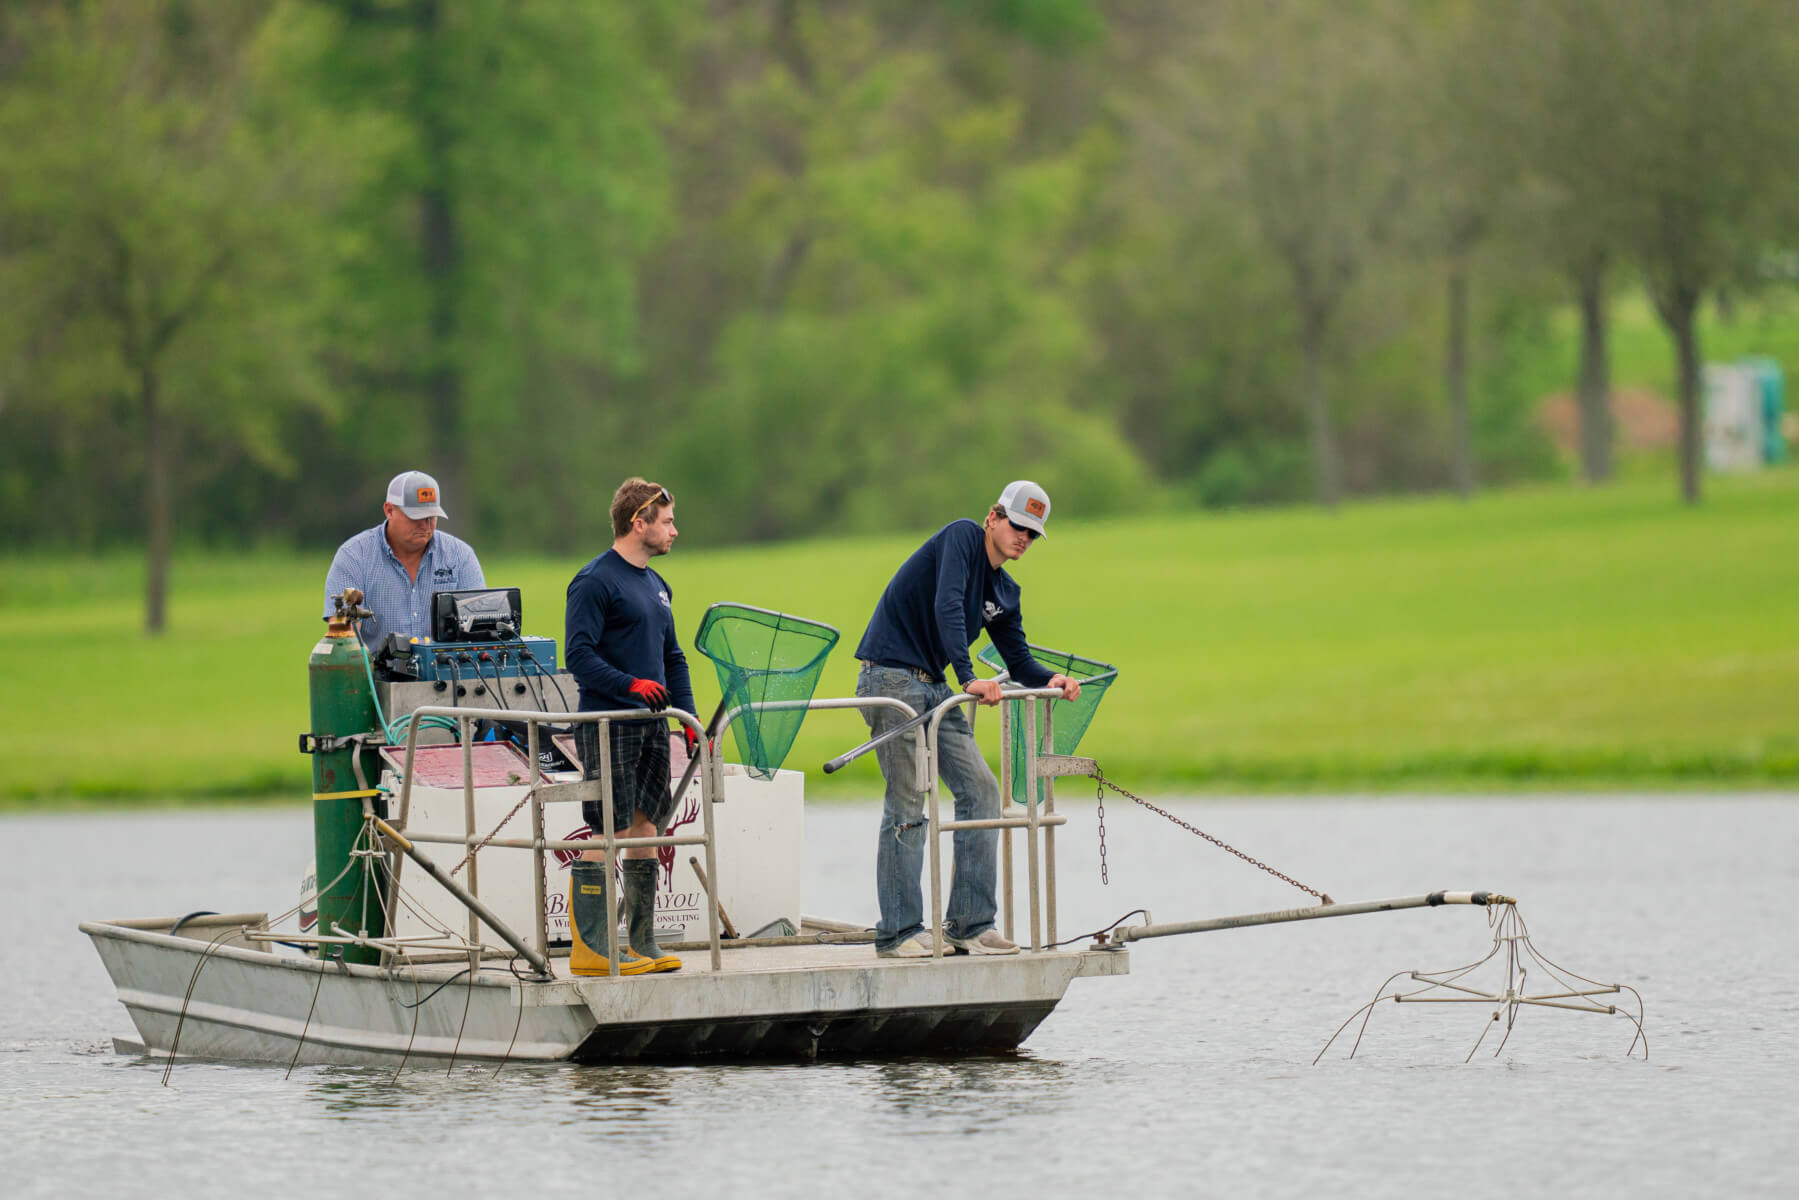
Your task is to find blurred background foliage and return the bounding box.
[4,0,1799,611]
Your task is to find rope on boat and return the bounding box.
[1089,767,1333,905]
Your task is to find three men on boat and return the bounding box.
[854,481,1082,958]
[322,469,484,649]
[562,479,696,976]
[326,469,1081,972]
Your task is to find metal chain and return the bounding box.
[1095,778,1109,884]
[1090,767,1332,905]
[450,785,539,878]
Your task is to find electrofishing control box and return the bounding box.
[404,636,559,682]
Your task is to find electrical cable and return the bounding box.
[509,637,548,710]
[476,654,510,711]
[354,625,456,744]
[168,910,218,936]
[401,967,472,1009]
[1043,908,1151,950]
[521,649,570,713]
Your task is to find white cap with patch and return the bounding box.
[386,470,448,520]
[995,480,1051,536]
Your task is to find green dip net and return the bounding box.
[977,641,1118,804]
[694,603,840,780]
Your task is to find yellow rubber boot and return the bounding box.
[569,862,653,977]
[624,858,682,973]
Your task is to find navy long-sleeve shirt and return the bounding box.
[854,519,1054,689]
[565,549,697,716]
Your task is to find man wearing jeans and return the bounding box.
[854,481,1082,959]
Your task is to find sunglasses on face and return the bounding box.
[631,486,673,524]
[1006,518,1040,542]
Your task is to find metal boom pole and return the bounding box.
[1111,891,1513,944]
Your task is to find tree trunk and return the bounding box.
[141,367,170,635]
[1672,300,1703,506]
[1302,322,1340,509]
[1573,261,1612,483]
[1445,261,1474,499]
[416,0,468,533]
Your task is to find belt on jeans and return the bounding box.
[860,659,943,684]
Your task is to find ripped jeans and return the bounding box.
[856,663,1002,953]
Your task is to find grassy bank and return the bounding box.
[4,469,1797,806]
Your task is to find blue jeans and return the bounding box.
[856,663,1002,952]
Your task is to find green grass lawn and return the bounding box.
[3,467,1796,806]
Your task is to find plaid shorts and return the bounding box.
[576,718,675,834]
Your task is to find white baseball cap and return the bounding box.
[995,480,1051,536]
[386,470,448,520]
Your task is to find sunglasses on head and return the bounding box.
[631,485,673,524]
[1006,518,1040,542]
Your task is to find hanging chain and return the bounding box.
[1095,777,1109,884]
[450,784,539,878]
[1090,767,1332,905]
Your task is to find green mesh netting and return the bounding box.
[695,602,840,781]
[977,641,1118,805]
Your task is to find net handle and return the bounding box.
[822,706,933,774]
[669,695,731,805]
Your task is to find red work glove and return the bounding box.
[682,725,700,756]
[628,678,670,711]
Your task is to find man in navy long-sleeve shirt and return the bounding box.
[854,480,1081,959]
[562,478,697,976]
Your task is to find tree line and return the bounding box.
[3,0,1796,630]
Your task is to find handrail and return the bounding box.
[374,689,1073,979]
[713,695,921,796]
[390,703,720,975]
[923,688,1068,957]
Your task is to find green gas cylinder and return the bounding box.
[307,597,386,965]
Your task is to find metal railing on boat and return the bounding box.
[375,688,1080,979]
[716,688,1081,959]
[389,704,720,976]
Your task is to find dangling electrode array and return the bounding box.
[1314,899,1647,1063]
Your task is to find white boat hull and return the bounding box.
[82,919,1129,1067]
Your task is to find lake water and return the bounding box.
[3,795,1793,1198]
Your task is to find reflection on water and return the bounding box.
[2,797,1795,1197]
[865,1054,1073,1121]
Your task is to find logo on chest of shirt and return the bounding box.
[657,588,671,609]
[433,566,455,582]
[982,600,1004,624]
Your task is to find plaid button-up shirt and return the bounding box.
[322,522,485,648]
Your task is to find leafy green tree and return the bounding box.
[1206,1,1413,509]
[0,0,386,630]
[1603,0,1799,504]
[1472,0,1640,486]
[656,4,1145,543]
[303,0,682,545]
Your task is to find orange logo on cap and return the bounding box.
[1025,498,1046,517]
[416,487,437,503]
